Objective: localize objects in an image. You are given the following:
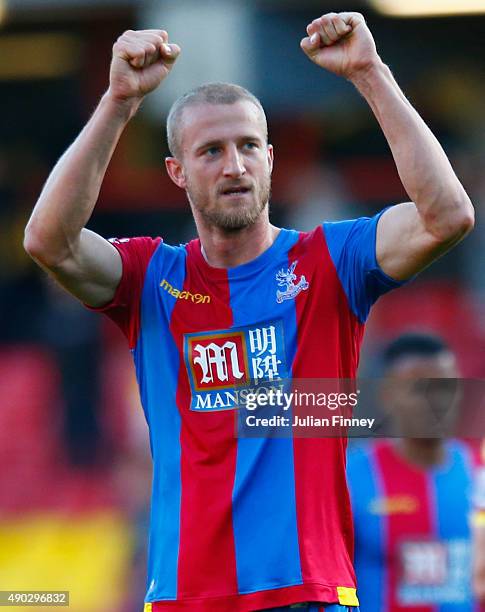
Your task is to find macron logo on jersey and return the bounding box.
[160,278,211,304]
[184,321,288,411]
[369,495,419,515]
[108,237,131,244]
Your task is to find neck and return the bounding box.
[196,212,280,268]
[395,438,446,469]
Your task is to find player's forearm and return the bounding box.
[351,60,474,240]
[24,92,140,266]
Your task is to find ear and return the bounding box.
[267,144,274,174]
[165,157,187,189]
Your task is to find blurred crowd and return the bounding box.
[0,2,484,611]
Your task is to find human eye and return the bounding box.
[205,146,221,156]
[244,141,258,150]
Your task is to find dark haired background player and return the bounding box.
[24,11,474,612]
[347,333,478,611]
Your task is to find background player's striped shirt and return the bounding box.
[347,440,477,612]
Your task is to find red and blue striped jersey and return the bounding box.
[347,440,477,612]
[95,213,402,611]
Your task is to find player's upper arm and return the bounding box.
[376,202,470,281]
[29,227,123,308]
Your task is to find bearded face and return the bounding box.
[167,100,274,232]
[185,162,272,231]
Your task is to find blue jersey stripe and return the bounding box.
[432,443,474,612]
[347,444,387,612]
[136,244,187,601]
[229,232,302,593]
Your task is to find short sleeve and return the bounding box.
[87,236,161,348]
[323,210,406,323]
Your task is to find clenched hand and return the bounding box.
[300,12,380,81]
[108,29,181,102]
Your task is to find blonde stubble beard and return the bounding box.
[185,175,272,232]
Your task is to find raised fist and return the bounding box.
[108,29,181,102]
[300,12,379,81]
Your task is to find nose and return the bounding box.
[223,145,246,177]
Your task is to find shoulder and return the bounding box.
[109,236,191,270]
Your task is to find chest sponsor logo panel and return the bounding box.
[398,539,471,605]
[184,320,288,411]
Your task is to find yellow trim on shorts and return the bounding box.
[142,590,359,610]
[337,586,360,606]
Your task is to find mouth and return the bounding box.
[219,185,252,197]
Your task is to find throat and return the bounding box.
[199,224,280,269]
[397,439,446,469]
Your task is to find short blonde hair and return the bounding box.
[166,82,268,159]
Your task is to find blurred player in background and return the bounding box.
[472,442,485,606]
[24,10,474,612]
[347,333,477,611]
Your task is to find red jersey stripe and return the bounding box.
[289,228,360,597]
[375,443,434,612]
[170,242,239,598]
